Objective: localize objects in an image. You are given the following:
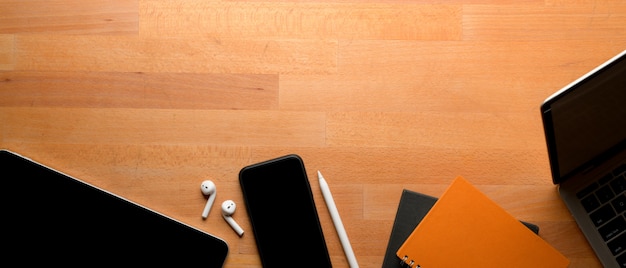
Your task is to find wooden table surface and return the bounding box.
[2,0,626,267]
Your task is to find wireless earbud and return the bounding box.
[200,180,216,219]
[222,200,244,236]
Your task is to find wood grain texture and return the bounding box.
[13,35,337,74]
[0,72,278,109]
[139,2,462,40]
[0,34,14,70]
[0,0,138,34]
[2,0,626,267]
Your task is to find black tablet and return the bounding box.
[0,149,228,266]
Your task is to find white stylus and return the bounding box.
[317,170,359,268]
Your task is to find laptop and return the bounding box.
[541,49,626,268]
[0,149,229,266]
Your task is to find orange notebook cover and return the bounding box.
[396,176,569,268]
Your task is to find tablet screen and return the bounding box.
[0,150,228,266]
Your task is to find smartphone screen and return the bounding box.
[239,154,332,267]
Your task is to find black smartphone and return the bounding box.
[239,154,332,267]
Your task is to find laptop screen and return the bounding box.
[0,150,229,266]
[541,51,626,184]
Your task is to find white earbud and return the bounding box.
[200,180,216,219]
[222,200,244,236]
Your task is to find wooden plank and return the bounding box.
[326,111,544,150]
[245,146,552,185]
[0,0,138,34]
[0,34,13,70]
[14,35,337,74]
[281,40,626,115]
[279,72,558,114]
[139,1,462,40]
[0,107,326,146]
[463,4,626,40]
[337,40,626,78]
[0,71,278,110]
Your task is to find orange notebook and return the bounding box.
[396,176,569,267]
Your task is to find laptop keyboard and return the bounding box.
[577,163,626,267]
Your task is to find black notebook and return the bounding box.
[381,189,540,268]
